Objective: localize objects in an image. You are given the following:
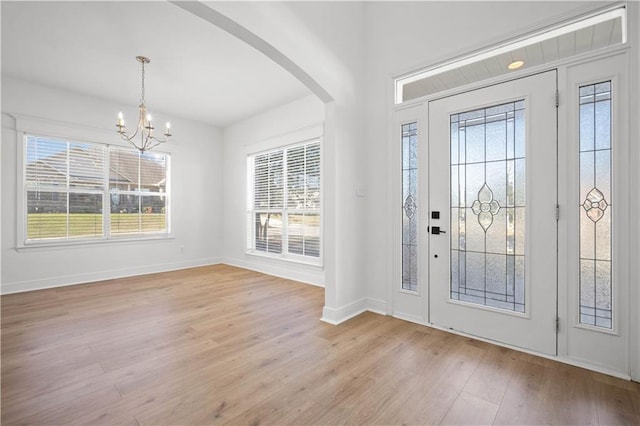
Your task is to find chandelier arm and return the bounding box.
[148,135,167,149]
[120,123,141,142]
[145,139,164,152]
[151,134,168,143]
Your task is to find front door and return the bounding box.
[428,71,558,355]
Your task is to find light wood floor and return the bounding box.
[2,265,639,425]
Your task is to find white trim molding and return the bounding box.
[1,257,224,295]
[223,257,324,288]
[321,297,389,325]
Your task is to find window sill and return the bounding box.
[17,234,174,252]
[246,250,323,268]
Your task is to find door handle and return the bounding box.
[431,226,446,235]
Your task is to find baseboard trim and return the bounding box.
[223,257,324,288]
[366,297,388,316]
[392,312,428,326]
[321,297,388,325]
[321,298,367,325]
[1,257,224,295]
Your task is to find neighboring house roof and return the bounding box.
[26,147,166,189]
[109,148,166,188]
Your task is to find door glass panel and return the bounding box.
[450,101,526,312]
[402,122,418,291]
[579,81,612,329]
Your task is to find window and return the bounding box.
[109,147,169,237]
[395,6,626,103]
[247,140,320,262]
[401,122,418,291]
[23,135,170,244]
[579,81,612,329]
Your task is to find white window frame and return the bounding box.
[245,126,323,266]
[16,119,172,249]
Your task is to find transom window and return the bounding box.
[247,140,321,262]
[23,135,170,244]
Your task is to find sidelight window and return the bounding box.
[579,81,613,329]
[401,122,418,291]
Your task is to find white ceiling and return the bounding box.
[402,13,624,102]
[1,1,313,128]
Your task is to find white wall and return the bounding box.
[630,1,640,382]
[1,77,223,293]
[222,94,325,285]
[202,1,369,322]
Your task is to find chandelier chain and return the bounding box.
[140,60,145,104]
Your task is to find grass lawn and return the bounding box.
[27,213,166,239]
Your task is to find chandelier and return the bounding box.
[116,56,171,153]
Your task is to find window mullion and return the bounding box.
[137,152,142,236]
[104,146,111,238]
[66,141,71,239]
[282,149,288,255]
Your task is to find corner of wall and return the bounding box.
[320,297,388,325]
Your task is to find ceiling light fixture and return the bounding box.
[116,56,171,153]
[508,60,525,70]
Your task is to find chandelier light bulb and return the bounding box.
[146,113,153,122]
[166,122,171,130]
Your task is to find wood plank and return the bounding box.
[1,264,638,425]
[439,391,499,425]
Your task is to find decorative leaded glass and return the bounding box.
[450,100,526,312]
[402,122,418,291]
[579,81,612,329]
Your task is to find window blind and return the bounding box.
[247,140,321,260]
[23,135,170,244]
[25,136,106,240]
[109,147,169,236]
